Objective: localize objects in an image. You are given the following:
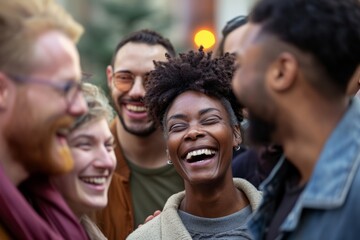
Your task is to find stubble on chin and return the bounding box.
[117,114,157,137]
[114,98,158,137]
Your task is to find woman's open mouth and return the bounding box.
[184,148,217,163]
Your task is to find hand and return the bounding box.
[137,210,161,228]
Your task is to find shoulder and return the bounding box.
[232,150,258,170]
[163,191,185,210]
[233,178,263,211]
[346,165,360,204]
[129,194,191,240]
[127,216,161,240]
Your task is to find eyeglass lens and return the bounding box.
[113,72,148,92]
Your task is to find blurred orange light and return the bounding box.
[194,29,216,49]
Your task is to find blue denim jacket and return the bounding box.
[249,98,360,240]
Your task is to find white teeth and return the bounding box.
[80,177,107,185]
[126,104,146,112]
[185,149,216,160]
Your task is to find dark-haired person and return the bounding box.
[216,15,248,57]
[127,47,261,240]
[96,29,184,240]
[216,15,249,133]
[216,15,280,189]
[232,0,360,239]
[216,15,250,152]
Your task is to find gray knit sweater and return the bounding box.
[126,178,262,240]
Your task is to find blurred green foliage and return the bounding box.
[76,0,174,92]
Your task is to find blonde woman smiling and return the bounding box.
[53,83,116,240]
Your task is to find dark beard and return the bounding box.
[247,112,276,145]
[118,114,157,137]
[111,95,157,137]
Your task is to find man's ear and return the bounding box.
[106,65,113,89]
[232,125,242,148]
[267,52,298,92]
[0,73,11,111]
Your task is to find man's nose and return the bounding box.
[93,146,116,170]
[127,77,145,99]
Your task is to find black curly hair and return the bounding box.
[250,0,360,95]
[145,47,243,130]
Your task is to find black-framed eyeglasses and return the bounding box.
[112,71,149,92]
[7,73,85,107]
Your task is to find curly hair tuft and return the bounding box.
[145,47,242,128]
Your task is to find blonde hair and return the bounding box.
[0,0,83,75]
[71,83,114,131]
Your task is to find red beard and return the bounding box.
[3,95,75,176]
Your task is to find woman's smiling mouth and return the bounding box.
[79,176,109,186]
[184,148,217,163]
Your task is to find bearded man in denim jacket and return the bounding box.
[231,0,360,239]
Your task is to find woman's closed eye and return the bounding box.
[201,116,221,125]
[73,141,93,150]
[168,123,187,133]
[105,141,115,152]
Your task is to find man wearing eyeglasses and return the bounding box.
[0,0,89,239]
[95,29,184,240]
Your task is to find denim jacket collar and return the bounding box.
[250,98,360,237]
